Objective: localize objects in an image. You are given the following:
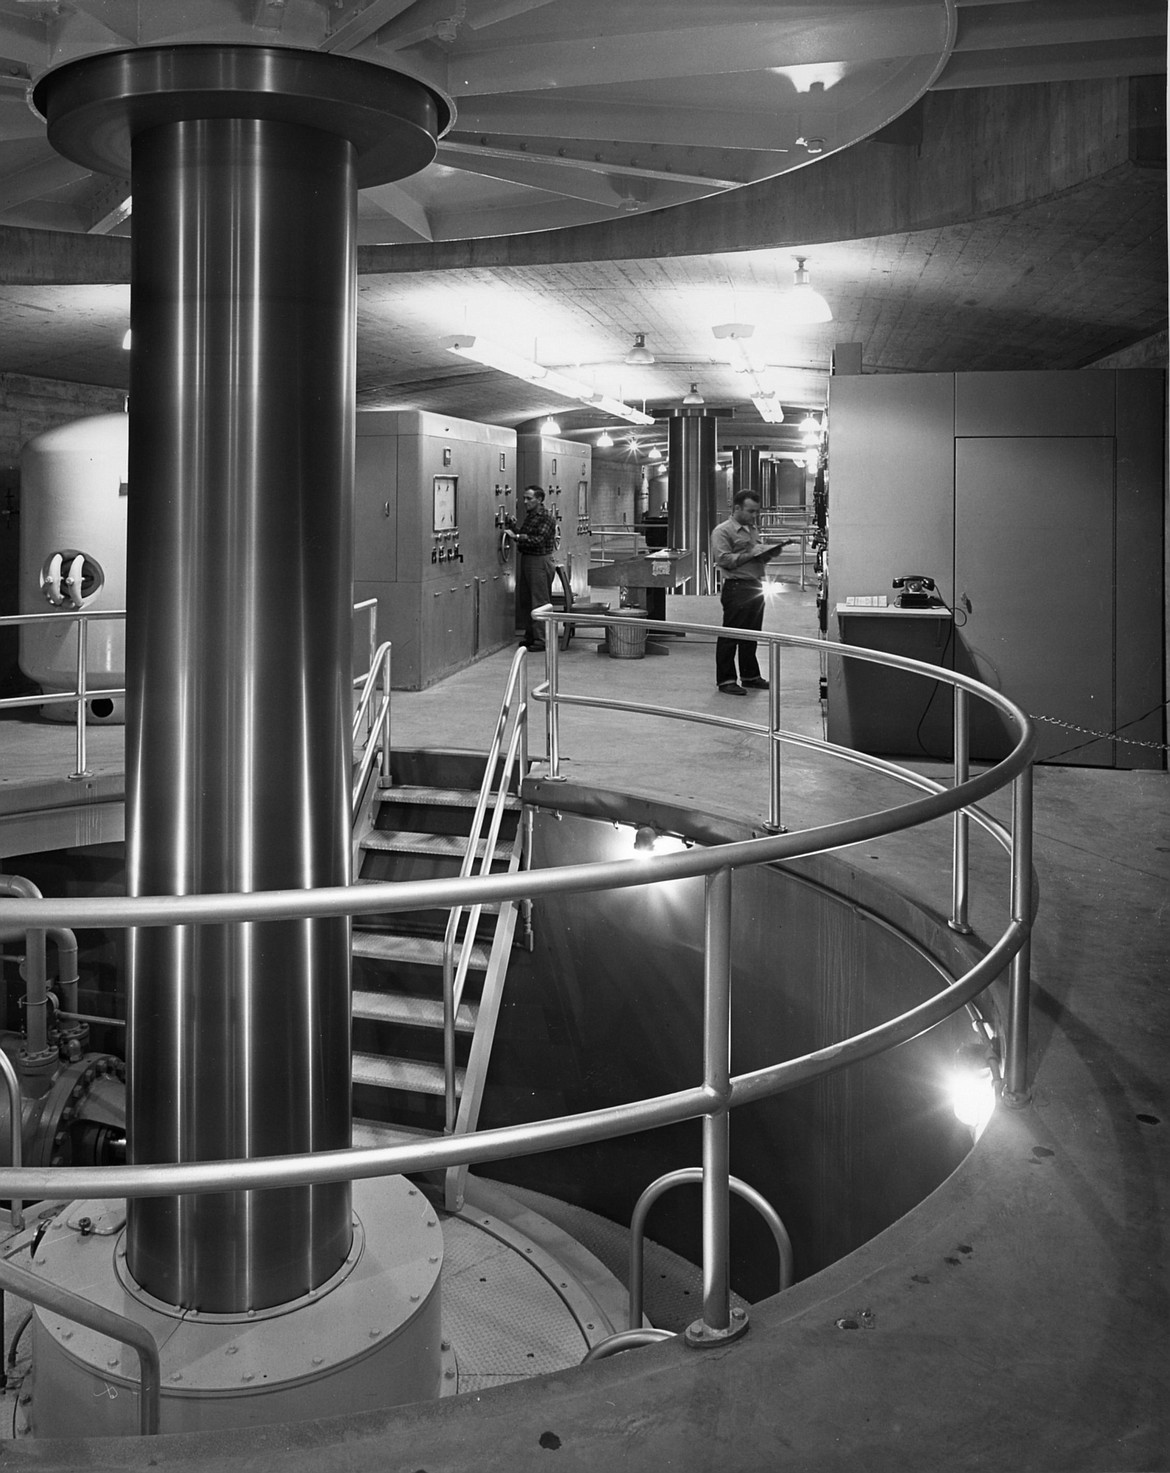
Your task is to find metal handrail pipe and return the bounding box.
[0,1047,24,1229]
[952,686,971,931]
[0,1256,159,1434]
[0,752,1030,933]
[0,914,1025,1204]
[531,683,1018,856]
[444,710,528,1125]
[701,867,733,1332]
[582,1329,676,1362]
[729,918,1028,1109]
[628,1168,794,1330]
[1004,766,1035,1103]
[0,918,1025,1204]
[442,647,527,1128]
[0,1084,721,1202]
[350,641,394,743]
[0,610,126,627]
[0,687,128,714]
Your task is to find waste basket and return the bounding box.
[605,611,648,659]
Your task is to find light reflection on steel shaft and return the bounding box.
[124,116,355,1312]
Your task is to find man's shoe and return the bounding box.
[525,641,546,651]
[718,682,747,696]
[742,676,769,690]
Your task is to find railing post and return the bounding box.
[541,605,563,780]
[69,613,91,780]
[686,864,747,1347]
[378,643,392,789]
[1003,762,1034,1106]
[950,686,972,933]
[766,640,783,833]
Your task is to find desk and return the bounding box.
[588,550,695,618]
[829,603,955,757]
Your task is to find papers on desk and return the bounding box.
[844,594,888,607]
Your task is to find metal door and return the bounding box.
[954,436,1114,764]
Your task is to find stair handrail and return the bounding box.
[441,645,529,1132]
[351,640,393,820]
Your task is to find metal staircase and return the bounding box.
[349,649,531,1211]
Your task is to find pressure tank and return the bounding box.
[19,413,128,724]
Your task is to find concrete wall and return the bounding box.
[825,369,1165,769]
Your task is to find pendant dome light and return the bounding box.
[596,429,614,448]
[682,382,704,406]
[624,332,655,367]
[541,416,562,437]
[786,257,833,325]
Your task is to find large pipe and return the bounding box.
[35,47,443,1314]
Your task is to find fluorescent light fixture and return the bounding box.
[596,429,614,448]
[752,394,785,424]
[624,332,655,367]
[443,334,651,423]
[541,416,562,437]
[585,391,654,426]
[683,383,704,406]
[785,258,833,325]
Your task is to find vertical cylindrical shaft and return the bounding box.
[731,446,761,496]
[667,412,718,593]
[700,866,733,1333]
[124,116,357,1312]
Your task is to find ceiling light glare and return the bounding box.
[624,332,655,367]
[784,258,833,325]
[121,329,132,351]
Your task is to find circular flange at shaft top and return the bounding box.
[31,44,449,187]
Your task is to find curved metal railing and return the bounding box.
[0,612,1035,1353]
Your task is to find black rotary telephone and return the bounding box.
[892,575,943,609]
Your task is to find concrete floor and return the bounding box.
[0,583,1167,1468]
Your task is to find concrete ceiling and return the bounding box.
[0,0,1165,458]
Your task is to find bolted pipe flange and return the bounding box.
[684,1307,750,1349]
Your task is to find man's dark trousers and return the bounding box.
[517,553,555,645]
[716,578,764,685]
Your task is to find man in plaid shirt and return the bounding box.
[504,485,558,650]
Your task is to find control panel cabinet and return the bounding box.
[355,411,518,689]
[517,433,593,604]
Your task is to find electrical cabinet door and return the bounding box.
[954,436,1114,764]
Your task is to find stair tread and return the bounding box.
[353,988,477,1032]
[361,829,515,860]
[351,1118,441,1150]
[353,1052,464,1095]
[376,784,521,811]
[352,931,491,970]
